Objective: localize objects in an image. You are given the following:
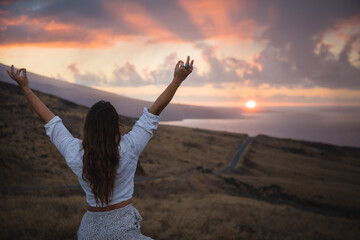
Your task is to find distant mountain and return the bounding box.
[0,63,242,121]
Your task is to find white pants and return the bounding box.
[78,204,153,240]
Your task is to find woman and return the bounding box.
[6,56,194,239]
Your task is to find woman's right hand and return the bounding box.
[174,56,194,82]
[6,65,29,89]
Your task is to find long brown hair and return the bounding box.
[82,100,120,206]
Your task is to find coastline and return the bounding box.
[160,106,360,148]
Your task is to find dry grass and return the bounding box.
[141,125,247,176]
[0,82,87,187]
[232,135,360,210]
[1,81,360,239]
[136,193,360,240]
[2,188,359,240]
[0,194,86,240]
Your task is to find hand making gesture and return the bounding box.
[5,64,55,123]
[149,56,195,115]
[174,56,194,82]
[6,65,29,89]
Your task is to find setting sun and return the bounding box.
[245,100,257,109]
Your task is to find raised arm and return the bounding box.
[6,65,55,123]
[148,56,194,115]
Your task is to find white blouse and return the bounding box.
[44,107,160,207]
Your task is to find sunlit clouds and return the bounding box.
[0,0,359,107]
[178,0,257,41]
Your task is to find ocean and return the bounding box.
[160,106,360,148]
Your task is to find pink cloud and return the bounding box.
[104,1,184,44]
[0,0,260,47]
[0,0,188,48]
[178,0,257,41]
[67,63,80,74]
[0,10,136,48]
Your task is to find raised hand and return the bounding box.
[149,56,195,115]
[6,64,55,122]
[174,56,194,82]
[6,65,29,89]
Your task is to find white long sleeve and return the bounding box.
[44,107,160,207]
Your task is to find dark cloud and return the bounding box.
[0,24,104,46]
[30,0,134,33]
[244,0,360,89]
[0,0,135,46]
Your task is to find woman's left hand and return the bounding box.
[6,65,29,89]
[174,56,194,82]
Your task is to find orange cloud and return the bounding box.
[313,14,360,66]
[104,1,184,44]
[332,14,360,39]
[178,0,256,41]
[0,1,187,48]
[43,20,72,31]
[0,10,26,30]
[0,12,136,48]
[248,53,263,71]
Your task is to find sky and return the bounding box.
[0,0,360,108]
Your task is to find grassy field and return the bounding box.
[1,81,360,239]
[231,135,360,210]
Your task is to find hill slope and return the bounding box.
[0,81,245,187]
[232,134,360,211]
[0,63,242,121]
[1,81,359,240]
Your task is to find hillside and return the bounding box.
[0,81,245,188]
[0,63,242,121]
[232,135,360,211]
[1,81,360,240]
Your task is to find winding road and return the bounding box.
[214,137,253,175]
